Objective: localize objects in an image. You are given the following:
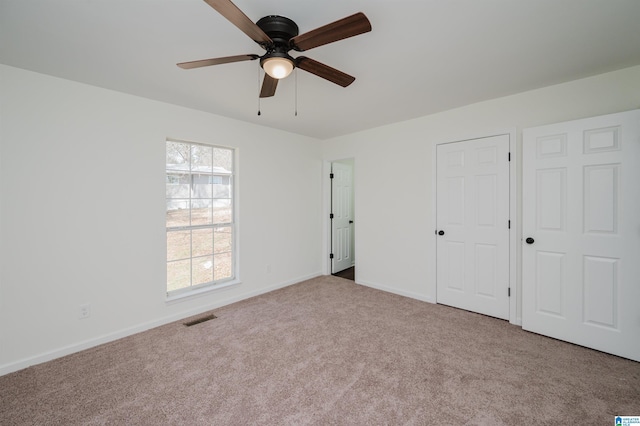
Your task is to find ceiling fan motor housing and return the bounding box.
[256,15,299,46]
[257,15,299,66]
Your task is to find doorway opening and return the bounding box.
[330,159,355,281]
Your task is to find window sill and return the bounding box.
[165,279,241,304]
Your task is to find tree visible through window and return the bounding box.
[166,140,234,294]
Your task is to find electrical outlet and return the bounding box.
[78,304,91,320]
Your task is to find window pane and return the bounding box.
[214,252,233,281]
[192,228,213,258]
[167,259,191,292]
[213,147,232,171]
[212,176,231,198]
[166,200,189,228]
[191,200,212,226]
[191,144,213,173]
[167,230,190,261]
[214,226,232,254]
[166,173,190,198]
[192,256,214,286]
[167,142,190,171]
[213,199,232,224]
[192,174,213,198]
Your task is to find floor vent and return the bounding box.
[184,314,217,327]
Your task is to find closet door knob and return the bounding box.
[526,237,535,244]
[438,230,445,236]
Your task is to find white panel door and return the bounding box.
[522,109,640,362]
[332,162,353,273]
[436,135,510,320]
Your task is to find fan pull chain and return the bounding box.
[257,64,261,116]
[294,68,298,117]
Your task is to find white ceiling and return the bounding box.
[2,0,640,140]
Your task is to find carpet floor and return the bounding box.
[1,275,639,425]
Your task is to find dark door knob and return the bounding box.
[349,220,353,224]
[526,237,535,244]
[438,230,445,236]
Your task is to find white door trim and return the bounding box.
[432,129,519,325]
[321,160,332,276]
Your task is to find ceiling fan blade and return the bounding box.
[177,54,259,69]
[290,12,371,52]
[202,0,272,46]
[260,74,278,98]
[295,57,355,87]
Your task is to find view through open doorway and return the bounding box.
[331,159,355,281]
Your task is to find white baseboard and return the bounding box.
[357,279,523,326]
[356,279,436,304]
[0,272,322,377]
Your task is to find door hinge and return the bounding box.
[508,288,511,297]
[508,152,511,161]
[330,213,334,219]
[329,173,334,179]
[329,253,334,259]
[508,220,511,229]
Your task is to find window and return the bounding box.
[166,140,235,295]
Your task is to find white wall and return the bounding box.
[0,65,322,374]
[322,65,640,320]
[3,63,640,375]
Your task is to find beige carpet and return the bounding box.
[1,275,639,425]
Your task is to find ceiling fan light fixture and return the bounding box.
[262,56,294,79]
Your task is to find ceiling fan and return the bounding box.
[177,0,372,98]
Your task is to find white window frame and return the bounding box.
[165,139,237,299]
